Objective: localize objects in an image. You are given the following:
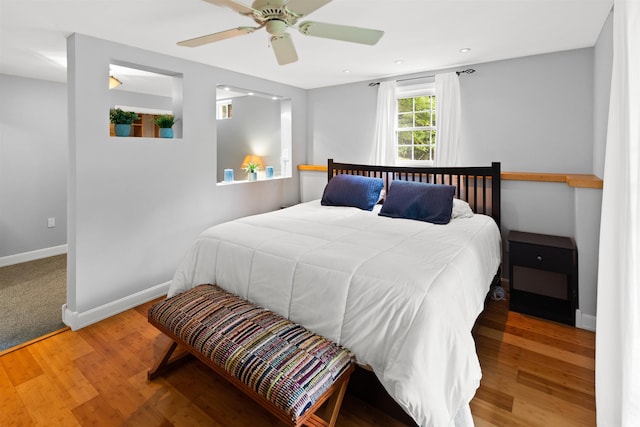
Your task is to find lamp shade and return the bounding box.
[242,155,264,171]
[109,75,122,89]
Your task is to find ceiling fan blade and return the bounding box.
[285,0,332,17]
[271,34,298,65]
[202,0,255,15]
[298,21,384,45]
[177,27,257,47]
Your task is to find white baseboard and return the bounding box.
[575,309,597,331]
[0,244,68,268]
[62,281,171,331]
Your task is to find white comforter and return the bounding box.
[169,200,502,426]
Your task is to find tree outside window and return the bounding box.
[396,94,436,163]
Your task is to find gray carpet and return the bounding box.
[0,254,67,352]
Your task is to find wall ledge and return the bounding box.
[298,165,603,189]
[298,165,328,172]
[501,171,603,189]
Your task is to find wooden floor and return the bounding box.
[472,300,595,427]
[0,298,595,426]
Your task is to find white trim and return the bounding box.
[396,159,434,167]
[575,309,597,331]
[0,244,68,267]
[62,281,171,330]
[216,175,290,186]
[396,82,435,96]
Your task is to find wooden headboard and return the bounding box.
[327,159,501,229]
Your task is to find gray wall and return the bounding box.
[109,89,173,112]
[0,75,67,259]
[458,49,593,172]
[572,8,612,325]
[307,82,377,165]
[593,10,613,179]
[65,33,306,326]
[0,76,177,265]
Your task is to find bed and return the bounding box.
[168,160,502,427]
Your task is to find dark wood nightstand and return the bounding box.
[508,231,578,326]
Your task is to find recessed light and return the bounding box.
[248,92,254,95]
[459,48,471,53]
[272,96,278,100]
[223,87,230,91]
[342,69,350,73]
[394,60,404,65]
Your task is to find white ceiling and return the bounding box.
[0,0,613,91]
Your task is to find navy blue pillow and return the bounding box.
[379,181,455,224]
[321,174,384,211]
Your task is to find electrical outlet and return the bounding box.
[47,217,55,228]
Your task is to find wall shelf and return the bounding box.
[110,113,160,138]
[297,165,604,189]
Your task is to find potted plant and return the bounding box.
[154,114,175,138]
[109,108,139,137]
[243,162,260,181]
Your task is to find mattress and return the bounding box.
[168,200,502,426]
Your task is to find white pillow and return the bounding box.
[452,198,474,219]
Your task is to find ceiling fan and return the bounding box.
[178,0,384,65]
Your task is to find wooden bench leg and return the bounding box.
[147,338,192,380]
[322,376,349,427]
[303,374,351,427]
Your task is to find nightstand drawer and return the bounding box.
[509,241,574,274]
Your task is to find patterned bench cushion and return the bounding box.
[148,284,354,422]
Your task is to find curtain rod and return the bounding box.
[368,68,475,87]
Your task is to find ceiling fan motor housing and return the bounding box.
[266,19,288,36]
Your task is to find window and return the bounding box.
[396,85,436,163]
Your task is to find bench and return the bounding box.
[147,284,355,427]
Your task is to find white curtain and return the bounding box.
[596,1,640,426]
[434,72,461,167]
[370,80,396,165]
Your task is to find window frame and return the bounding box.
[395,82,436,166]
[216,99,232,120]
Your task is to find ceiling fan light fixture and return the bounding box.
[266,20,288,35]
